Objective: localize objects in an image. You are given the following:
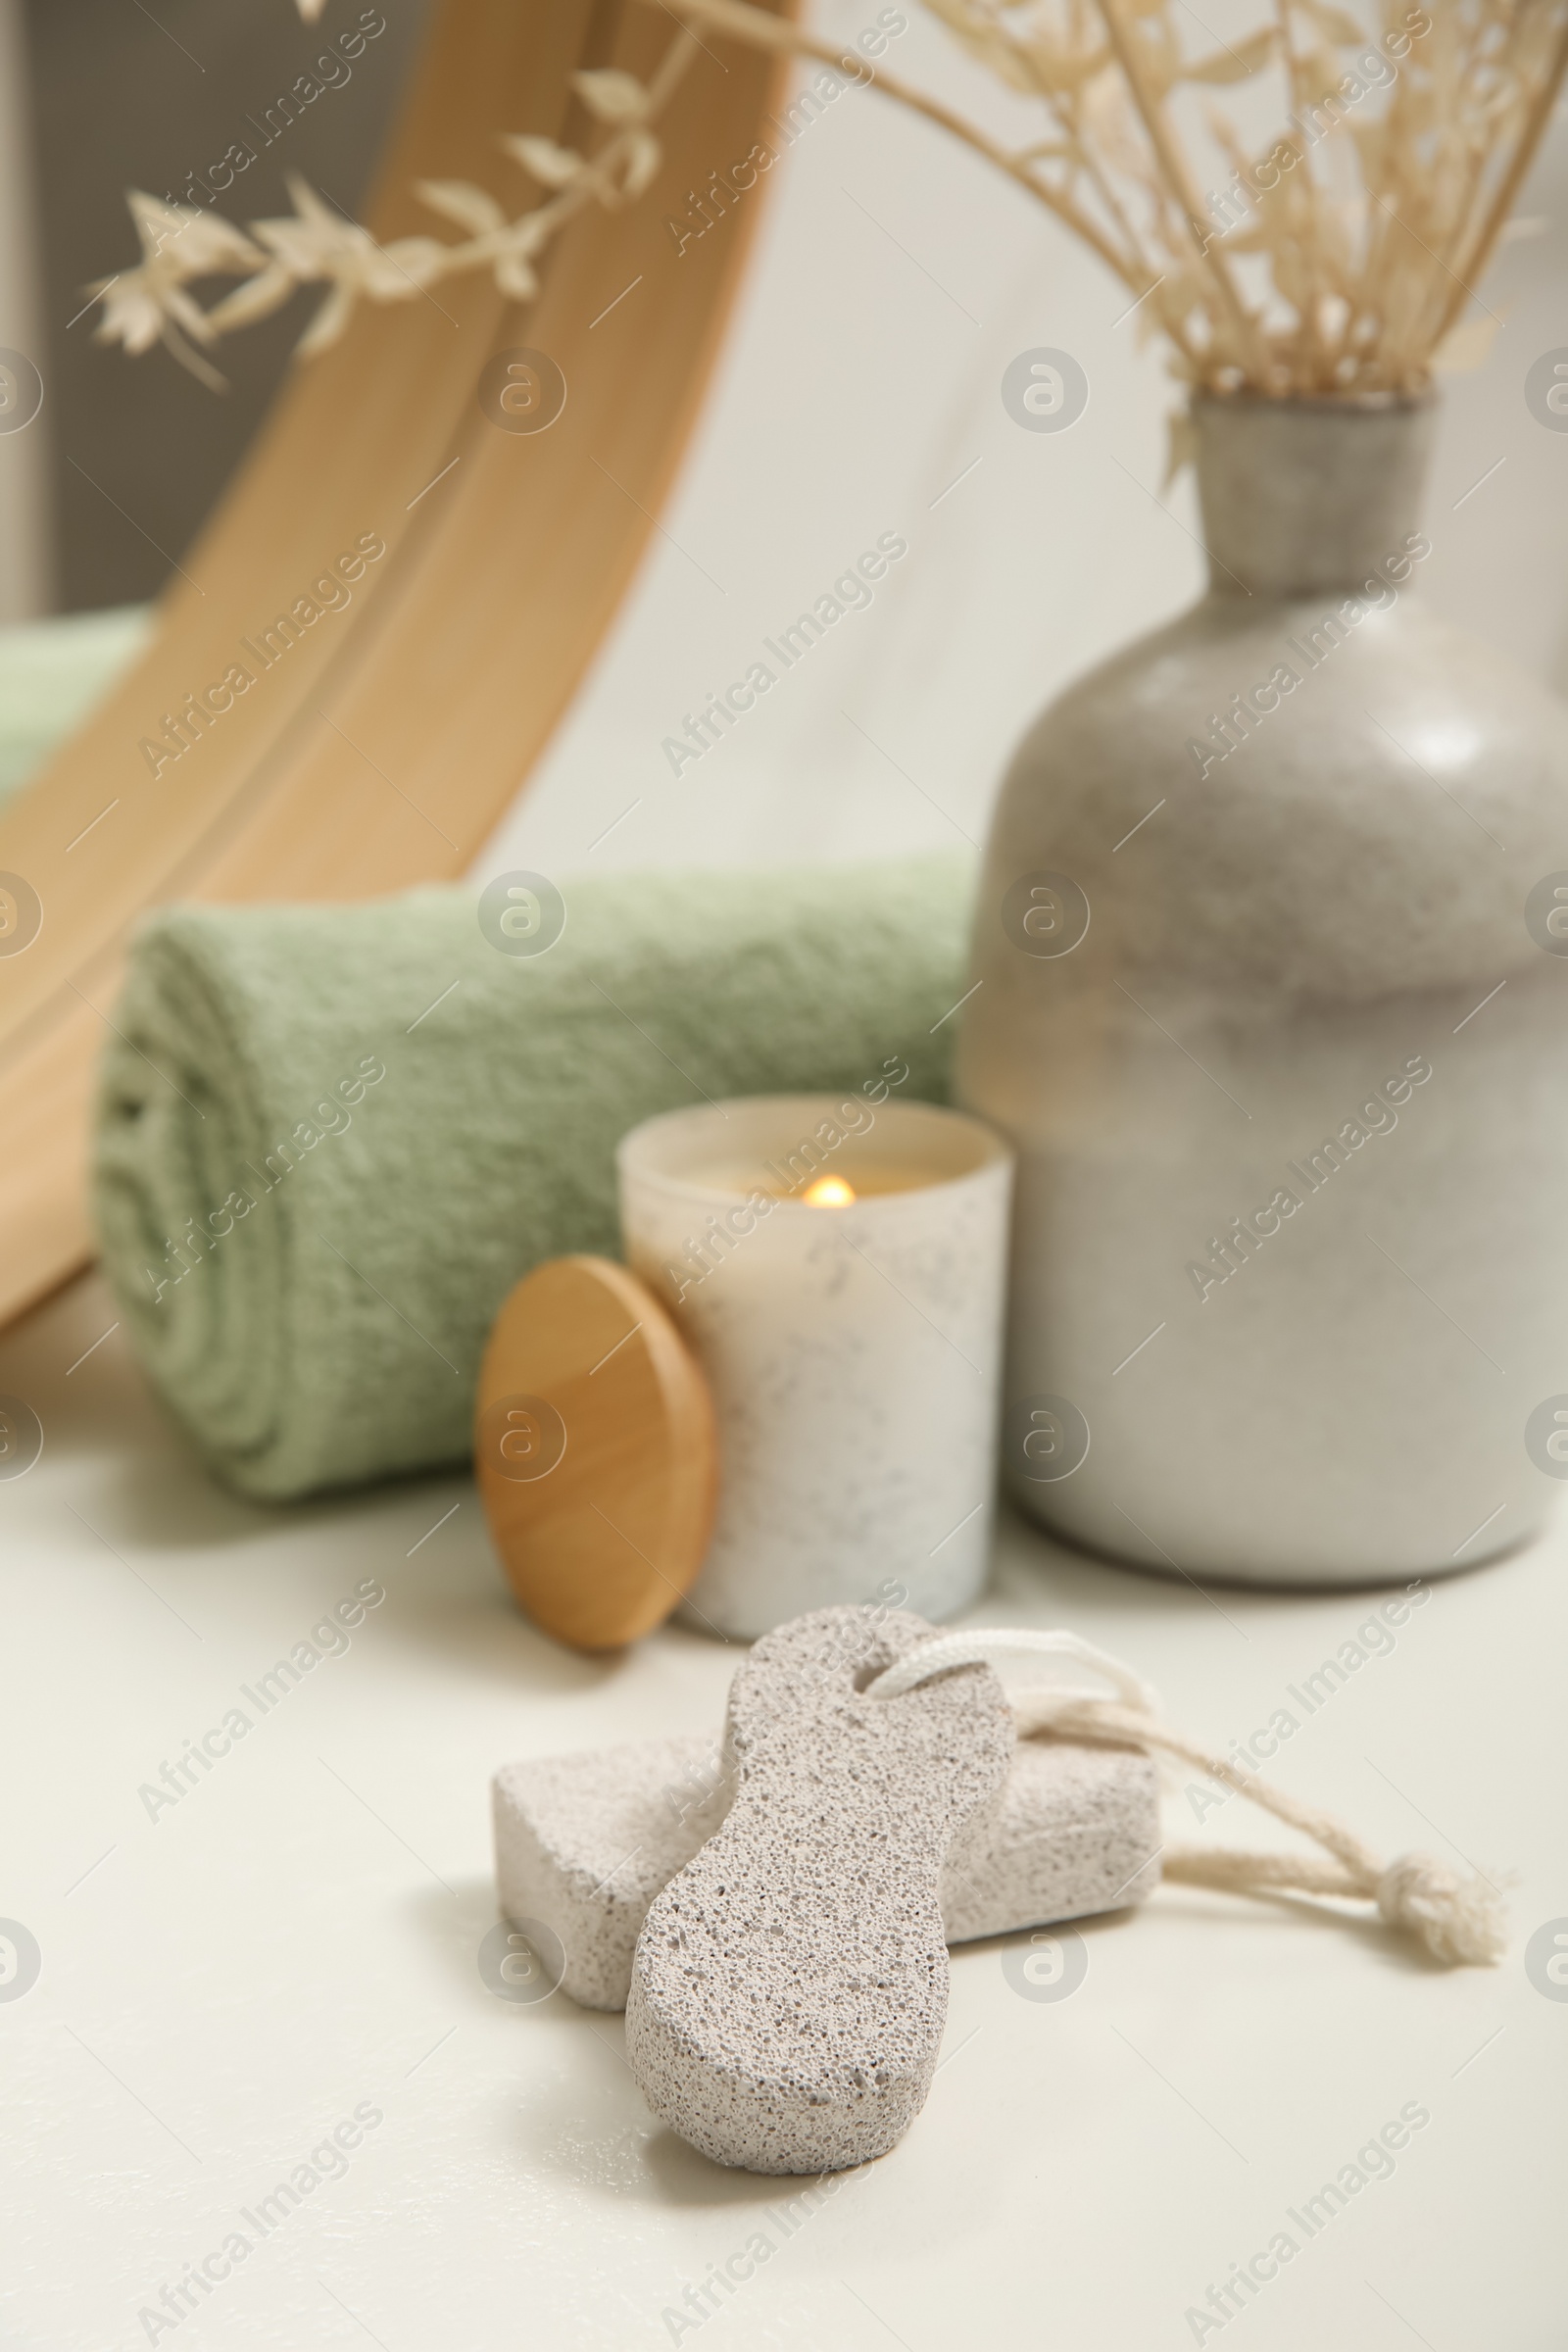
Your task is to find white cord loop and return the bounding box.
[864,1626,1161,1723]
[865,1626,1506,1969]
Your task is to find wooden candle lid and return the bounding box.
[474,1255,717,1652]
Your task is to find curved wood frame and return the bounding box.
[0,0,786,1328]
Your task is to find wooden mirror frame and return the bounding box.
[0,0,787,1328]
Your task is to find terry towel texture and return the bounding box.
[94,857,974,1499]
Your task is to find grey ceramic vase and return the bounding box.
[957,391,1568,1587]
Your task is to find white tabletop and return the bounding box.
[2,1265,1560,2352]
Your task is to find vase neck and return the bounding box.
[1194,395,1435,601]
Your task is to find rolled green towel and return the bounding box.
[0,604,153,808]
[93,857,973,1499]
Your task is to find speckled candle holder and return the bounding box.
[616,1094,1012,1640]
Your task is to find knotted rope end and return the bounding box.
[866,1627,1512,1971]
[1376,1851,1508,1968]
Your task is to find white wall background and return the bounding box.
[485,0,1568,882]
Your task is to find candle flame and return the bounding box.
[802,1174,856,1207]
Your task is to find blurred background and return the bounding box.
[0,0,429,616]
[1,0,1565,868]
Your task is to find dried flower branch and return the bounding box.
[93,0,1568,400]
[85,193,268,391]
[90,39,699,381]
[656,0,1568,394]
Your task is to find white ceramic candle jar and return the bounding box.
[617,1093,1013,1641]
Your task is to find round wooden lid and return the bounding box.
[474,1255,717,1652]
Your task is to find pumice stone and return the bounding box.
[493,1724,1159,2014]
[622,1607,1015,2175]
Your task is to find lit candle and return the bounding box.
[616,1093,1013,1640]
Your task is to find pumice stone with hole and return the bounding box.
[623,1606,1014,2175]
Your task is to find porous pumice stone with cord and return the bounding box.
[493,1728,1159,2013]
[624,1607,1014,2175]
